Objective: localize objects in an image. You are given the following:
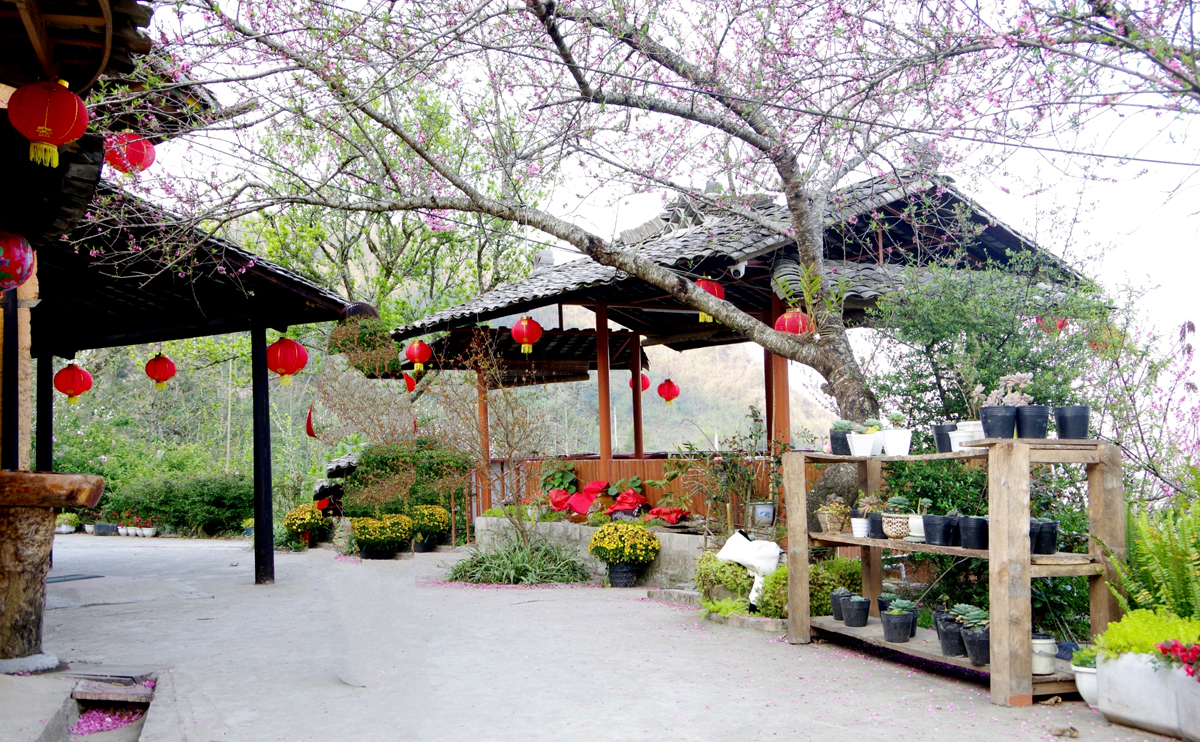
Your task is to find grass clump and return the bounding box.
[449,540,589,585]
[700,597,750,618]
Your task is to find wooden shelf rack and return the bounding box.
[783,438,1125,708]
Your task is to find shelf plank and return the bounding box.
[808,531,1097,567]
[1031,562,1104,578]
[798,450,986,464]
[810,616,1075,690]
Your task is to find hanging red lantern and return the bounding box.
[405,340,432,372]
[510,316,543,354]
[0,232,35,290]
[7,80,89,168]
[306,404,317,438]
[657,378,680,407]
[403,372,417,392]
[266,337,308,386]
[144,353,176,390]
[104,132,156,173]
[1035,317,1068,333]
[695,279,724,323]
[775,309,813,335]
[629,372,650,391]
[54,363,93,404]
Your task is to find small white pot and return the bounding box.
[54,524,73,534]
[870,431,885,455]
[957,420,984,434]
[142,527,157,538]
[117,526,129,536]
[947,429,975,452]
[83,524,95,534]
[881,428,912,456]
[907,514,925,540]
[1099,653,1180,738]
[850,518,870,538]
[1071,664,1098,709]
[1032,635,1058,675]
[846,432,875,457]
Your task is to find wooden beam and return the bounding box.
[2,291,17,471]
[596,304,612,480]
[783,451,811,643]
[476,369,492,511]
[987,440,1033,707]
[631,334,643,459]
[250,325,274,585]
[1086,444,1125,636]
[642,329,719,347]
[35,354,51,472]
[0,10,106,26]
[14,0,56,79]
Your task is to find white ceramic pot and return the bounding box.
[117,526,127,536]
[1099,654,1180,738]
[881,428,912,456]
[850,518,870,538]
[947,429,975,452]
[83,524,95,534]
[957,420,984,434]
[846,432,875,457]
[1177,667,1200,742]
[870,431,885,455]
[907,514,925,540]
[1032,635,1058,675]
[142,527,157,538]
[1071,664,1098,709]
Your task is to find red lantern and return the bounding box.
[306,404,317,438]
[1035,317,1068,333]
[0,232,35,290]
[510,316,543,354]
[405,340,432,372]
[144,353,176,390]
[266,337,308,386]
[7,80,89,168]
[403,372,417,392]
[54,363,93,404]
[774,310,813,335]
[629,372,650,391]
[104,132,156,173]
[657,378,680,407]
[695,279,724,323]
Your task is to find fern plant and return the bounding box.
[1107,501,1200,619]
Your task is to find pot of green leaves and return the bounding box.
[829,420,854,455]
[882,602,913,643]
[830,586,852,621]
[843,595,871,627]
[846,422,875,457]
[864,418,885,455]
[881,496,910,540]
[351,514,414,559]
[936,604,972,657]
[1071,645,1099,709]
[876,591,900,615]
[588,522,661,587]
[411,505,450,552]
[907,498,932,542]
[960,607,991,666]
[855,494,884,539]
[880,412,912,456]
[816,494,850,533]
[54,512,80,534]
[889,598,919,637]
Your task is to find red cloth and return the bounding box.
[582,480,609,496]
[564,491,597,515]
[316,497,331,510]
[605,489,648,515]
[645,507,688,525]
[548,489,571,511]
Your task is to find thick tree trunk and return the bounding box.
[0,507,54,659]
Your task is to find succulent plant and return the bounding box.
[831,586,852,598]
[959,607,990,630]
[832,420,855,432]
[950,603,978,621]
[887,598,917,614]
[886,495,911,513]
[849,595,870,603]
[916,497,933,515]
[863,418,882,432]
[886,412,905,427]
[856,493,884,515]
[946,508,961,517]
[879,591,901,601]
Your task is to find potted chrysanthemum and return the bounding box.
[410,505,450,552]
[588,522,660,587]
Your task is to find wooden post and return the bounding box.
[769,295,790,449]
[35,354,51,472]
[783,451,811,643]
[250,325,274,585]
[476,370,491,512]
[1087,443,1125,636]
[0,507,55,658]
[987,440,1033,707]
[2,290,18,470]
[631,334,644,458]
[596,304,612,480]
[857,459,885,616]
[763,347,774,437]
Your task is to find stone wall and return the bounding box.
[473,517,707,588]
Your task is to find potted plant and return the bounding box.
[588,522,661,587]
[850,492,877,538]
[816,494,849,533]
[936,604,971,657]
[242,517,255,536]
[54,512,80,534]
[830,586,852,621]
[351,514,413,559]
[1055,404,1090,439]
[923,508,961,546]
[931,422,958,453]
[974,374,1033,439]
[843,595,871,627]
[829,420,854,455]
[140,517,158,538]
[1031,518,1059,554]
[960,607,990,666]
[881,496,910,540]
[959,513,989,550]
[79,511,95,534]
[117,520,128,537]
[889,598,919,637]
[880,412,912,456]
[846,423,875,457]
[876,591,900,614]
[1071,645,1099,710]
[881,602,913,643]
[857,494,885,539]
[907,498,932,542]
[284,503,329,548]
[410,504,450,552]
[863,418,885,455]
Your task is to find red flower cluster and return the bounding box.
[1157,639,1200,680]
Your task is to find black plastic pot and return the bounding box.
[359,547,398,560]
[830,429,851,456]
[413,537,435,553]
[1034,520,1059,554]
[959,516,989,550]
[1029,519,1043,552]
[881,612,911,643]
[608,563,639,587]
[923,515,960,546]
[909,610,919,637]
[831,594,846,620]
[932,423,958,453]
[1055,405,1091,439]
[932,610,948,640]
[877,596,894,614]
[94,523,117,536]
[980,405,1018,438]
[937,617,967,657]
[1016,405,1050,439]
[963,628,991,666]
[867,512,885,540]
[843,598,871,627]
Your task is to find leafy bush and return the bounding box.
[56,512,80,527]
[586,512,612,527]
[351,514,413,550]
[1095,609,1200,658]
[700,597,750,618]
[284,503,328,534]
[448,540,589,584]
[1109,501,1200,619]
[588,522,660,565]
[1072,645,1098,668]
[694,551,753,598]
[809,557,863,616]
[758,564,788,619]
[411,505,450,538]
[102,475,253,535]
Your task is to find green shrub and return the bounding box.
[700,597,749,618]
[1109,501,1200,619]
[809,557,863,616]
[1095,609,1200,657]
[56,512,80,527]
[758,565,788,619]
[586,512,612,527]
[103,475,253,535]
[694,551,753,598]
[1072,645,1098,668]
[284,503,328,534]
[449,540,589,584]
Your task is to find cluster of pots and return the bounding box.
[83,523,157,537]
[830,593,919,642]
[851,511,992,550]
[932,405,1091,453]
[831,428,912,457]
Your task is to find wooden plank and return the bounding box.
[798,450,986,464]
[862,545,884,617]
[1030,552,1092,565]
[1031,562,1103,578]
[988,440,1034,707]
[595,305,612,481]
[783,451,810,644]
[965,438,1103,449]
[14,0,56,78]
[72,679,153,703]
[0,471,105,508]
[1030,449,1099,464]
[809,532,989,559]
[1086,444,1125,637]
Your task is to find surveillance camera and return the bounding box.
[729,261,747,279]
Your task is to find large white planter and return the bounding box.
[54,524,75,534]
[1175,668,1200,742]
[870,431,885,455]
[141,527,157,538]
[881,428,912,456]
[846,432,875,457]
[1071,664,1098,709]
[117,526,129,536]
[1098,654,1180,738]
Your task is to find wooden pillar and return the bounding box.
[987,440,1033,707]
[250,325,274,585]
[783,451,811,643]
[858,459,884,616]
[631,333,643,459]
[1087,443,1125,636]
[2,290,18,470]
[769,295,790,450]
[763,347,774,437]
[0,506,54,659]
[596,304,612,480]
[476,370,492,512]
[35,355,51,472]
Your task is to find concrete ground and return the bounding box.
[2,534,1175,742]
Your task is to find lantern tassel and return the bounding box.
[30,142,59,168]
[414,362,424,373]
[521,343,532,354]
[665,399,674,407]
[280,375,292,386]
[698,312,712,323]
[67,395,79,405]
[155,381,166,391]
